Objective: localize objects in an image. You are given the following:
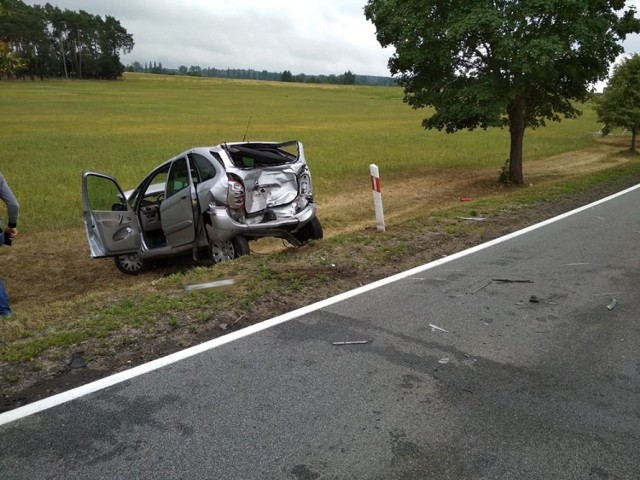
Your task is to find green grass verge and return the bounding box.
[4,161,640,364]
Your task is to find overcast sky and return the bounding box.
[24,0,393,76]
[23,0,640,79]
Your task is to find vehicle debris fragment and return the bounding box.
[492,278,534,284]
[471,281,492,294]
[184,279,235,291]
[429,324,449,333]
[332,340,369,346]
[69,352,86,369]
[607,299,617,311]
[529,295,540,303]
[457,217,486,221]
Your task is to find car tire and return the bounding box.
[233,235,250,257]
[210,236,250,263]
[114,253,147,275]
[292,217,323,244]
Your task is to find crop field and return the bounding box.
[2,73,640,402]
[1,72,604,232]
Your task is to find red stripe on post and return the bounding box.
[371,176,381,193]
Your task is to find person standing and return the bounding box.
[0,171,19,317]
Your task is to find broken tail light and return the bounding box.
[227,175,245,210]
[299,172,311,196]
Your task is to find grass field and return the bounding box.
[2,73,639,401]
[1,72,603,232]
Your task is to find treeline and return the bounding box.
[130,61,396,87]
[0,0,134,80]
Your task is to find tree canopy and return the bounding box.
[595,54,640,153]
[365,0,640,184]
[0,0,134,80]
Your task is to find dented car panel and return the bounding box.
[82,140,322,274]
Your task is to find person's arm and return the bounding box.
[0,173,19,233]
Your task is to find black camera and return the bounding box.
[3,235,12,246]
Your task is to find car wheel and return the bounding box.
[292,217,323,244]
[210,236,250,263]
[114,253,147,275]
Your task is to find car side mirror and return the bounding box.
[111,202,127,211]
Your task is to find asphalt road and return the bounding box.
[1,186,640,480]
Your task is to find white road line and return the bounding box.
[2,182,639,426]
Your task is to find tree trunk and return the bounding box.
[632,123,637,153]
[59,34,68,79]
[508,96,526,185]
[76,32,83,79]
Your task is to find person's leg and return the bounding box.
[0,279,11,317]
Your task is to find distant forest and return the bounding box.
[1,0,395,86]
[130,62,396,87]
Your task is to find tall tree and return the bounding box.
[365,0,640,184]
[0,1,24,78]
[1,0,133,80]
[280,70,293,82]
[96,15,133,79]
[341,70,356,85]
[596,54,640,153]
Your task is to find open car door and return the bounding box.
[82,171,142,258]
[159,157,198,247]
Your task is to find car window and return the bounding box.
[86,175,124,211]
[191,153,217,182]
[210,151,226,169]
[135,164,169,208]
[225,143,298,168]
[166,158,190,199]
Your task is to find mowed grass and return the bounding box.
[1,72,602,232]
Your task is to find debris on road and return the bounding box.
[607,298,617,311]
[459,196,472,202]
[332,340,369,346]
[457,217,486,222]
[493,278,534,284]
[529,295,540,303]
[471,281,492,294]
[183,279,235,291]
[429,324,449,333]
[438,358,450,364]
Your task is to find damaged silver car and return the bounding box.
[82,140,323,274]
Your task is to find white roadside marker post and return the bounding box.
[370,164,385,232]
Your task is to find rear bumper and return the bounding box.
[206,204,317,242]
